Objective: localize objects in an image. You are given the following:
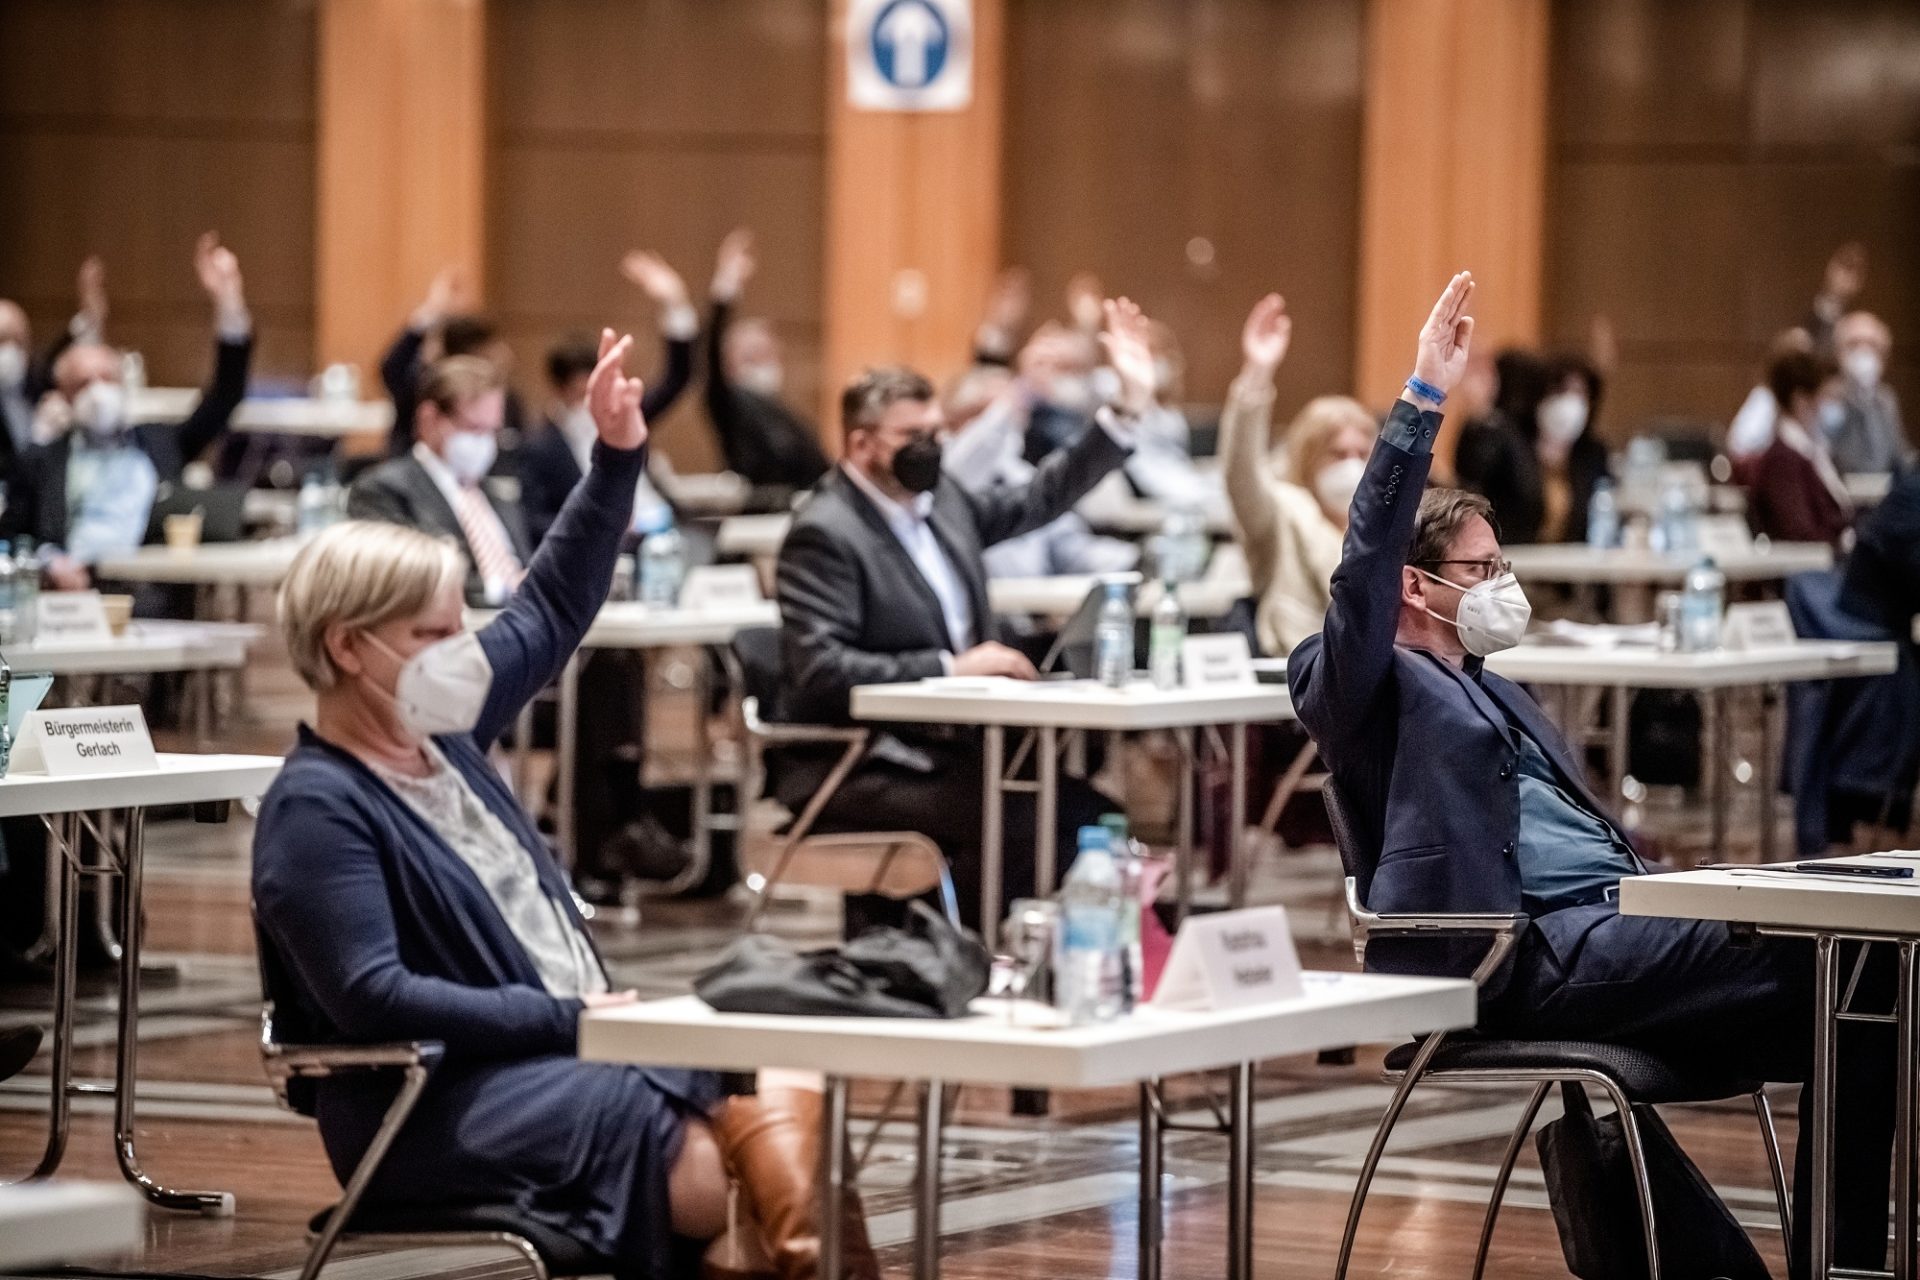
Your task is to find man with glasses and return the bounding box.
[774,300,1152,933]
[1289,273,1893,1276]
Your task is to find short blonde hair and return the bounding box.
[278,521,464,691]
[1282,394,1378,485]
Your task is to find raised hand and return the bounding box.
[1240,293,1292,376]
[620,250,690,311]
[1066,272,1104,333]
[712,228,757,302]
[586,328,648,452]
[1823,242,1867,305]
[194,232,246,314]
[412,264,468,329]
[76,256,109,335]
[1100,297,1157,416]
[984,267,1031,335]
[1411,271,1475,400]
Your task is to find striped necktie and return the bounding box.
[451,484,522,587]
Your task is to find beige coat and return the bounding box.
[1218,375,1346,656]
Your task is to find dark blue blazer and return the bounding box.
[1288,402,1635,992]
[253,437,716,1272]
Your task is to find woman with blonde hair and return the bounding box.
[1219,293,1378,655]
[253,331,874,1280]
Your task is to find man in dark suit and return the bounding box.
[0,234,252,591]
[774,298,1153,931]
[1288,272,1893,1276]
[521,251,698,548]
[703,229,830,492]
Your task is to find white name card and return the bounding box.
[1180,632,1256,689]
[678,564,764,610]
[9,705,157,776]
[1151,906,1304,1010]
[34,591,112,645]
[1697,515,1754,560]
[1723,600,1797,651]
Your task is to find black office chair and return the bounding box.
[254,923,613,1280]
[1323,780,1792,1280]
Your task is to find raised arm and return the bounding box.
[174,233,254,467]
[473,330,647,747]
[621,249,698,421]
[255,787,579,1057]
[1290,272,1474,749]
[1219,293,1293,564]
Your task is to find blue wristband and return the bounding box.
[1404,375,1446,406]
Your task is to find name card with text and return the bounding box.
[8,705,158,776]
[1180,632,1256,689]
[34,592,112,645]
[1722,600,1797,651]
[1151,906,1304,1010]
[678,564,765,610]
[1697,515,1755,561]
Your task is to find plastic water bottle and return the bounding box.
[0,540,18,647]
[1652,479,1696,556]
[637,515,686,607]
[1586,478,1619,550]
[0,656,13,776]
[1098,813,1145,1013]
[12,539,36,645]
[296,472,328,535]
[1149,580,1185,690]
[1055,826,1126,1025]
[1679,557,1726,652]
[1094,580,1133,688]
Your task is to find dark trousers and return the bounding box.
[788,741,1114,936]
[1485,903,1895,1280]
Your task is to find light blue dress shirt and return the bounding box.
[64,435,158,563]
[841,462,974,653]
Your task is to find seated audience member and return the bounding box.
[0,300,34,480]
[351,356,673,888]
[1741,350,1853,547]
[380,266,527,458]
[255,332,878,1280]
[774,301,1153,930]
[940,358,1135,581]
[1530,353,1611,543]
[1218,293,1376,656]
[1827,310,1910,476]
[1806,241,1868,355]
[1727,327,1816,460]
[703,229,831,491]
[1453,348,1549,543]
[0,235,252,590]
[520,251,698,547]
[1289,272,1895,1277]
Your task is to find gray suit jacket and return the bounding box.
[348,455,532,606]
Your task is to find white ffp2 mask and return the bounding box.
[441,430,498,486]
[1420,569,1532,657]
[1312,456,1366,517]
[365,630,493,737]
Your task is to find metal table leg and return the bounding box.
[1175,728,1196,924]
[1139,1079,1163,1280]
[1812,934,1838,1280]
[689,649,714,881]
[13,813,79,1184]
[916,1080,944,1280]
[1610,685,1630,804]
[1708,688,1730,857]
[981,726,1005,949]
[1759,683,1780,861]
[1227,723,1248,909]
[555,654,582,870]
[113,807,233,1215]
[820,1075,850,1280]
[1035,725,1058,897]
[1896,940,1917,1280]
[1228,1063,1254,1280]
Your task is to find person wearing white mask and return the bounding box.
[1290,274,1898,1280]
[1827,311,1911,476]
[348,356,528,607]
[703,228,831,491]
[257,331,883,1280]
[1529,355,1611,544]
[0,234,253,592]
[1741,349,1854,548]
[1218,292,1377,655]
[0,300,34,467]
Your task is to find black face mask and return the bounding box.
[890,435,943,494]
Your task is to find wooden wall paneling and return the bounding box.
[486,0,827,473]
[0,0,316,387]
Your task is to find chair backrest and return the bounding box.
[252,911,319,1116]
[1322,775,1382,908]
[755,832,959,925]
[731,625,784,719]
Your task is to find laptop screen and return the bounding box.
[6,672,53,740]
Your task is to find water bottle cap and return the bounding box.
[1076,825,1111,854]
[1098,813,1129,842]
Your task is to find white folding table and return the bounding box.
[1485,640,1898,858]
[0,1181,143,1269]
[134,387,393,439]
[0,754,281,1215]
[3,620,264,744]
[1504,542,1835,587]
[851,677,1295,944]
[716,512,794,564]
[582,976,1477,1280]
[1621,856,1920,1280]
[984,571,1251,622]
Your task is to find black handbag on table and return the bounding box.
[1535,1082,1771,1280]
[695,902,991,1019]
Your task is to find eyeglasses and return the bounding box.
[1413,557,1512,585]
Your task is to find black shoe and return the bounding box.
[0,1025,44,1083]
[598,817,694,884]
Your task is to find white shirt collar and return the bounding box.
[412,440,466,499]
[841,460,934,522]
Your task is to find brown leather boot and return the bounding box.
[709,1088,880,1280]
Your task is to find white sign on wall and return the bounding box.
[846,0,973,112]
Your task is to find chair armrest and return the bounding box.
[267,1041,445,1078]
[742,696,870,746]
[1343,876,1528,987]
